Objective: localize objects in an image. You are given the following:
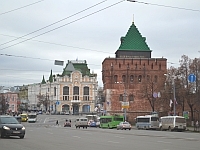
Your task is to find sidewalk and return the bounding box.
[186,126,200,132]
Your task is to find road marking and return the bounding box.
[108,141,119,144]
[73,136,81,138]
[44,117,49,123]
[115,136,124,138]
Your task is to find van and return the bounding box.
[75,118,88,129]
[28,113,37,123]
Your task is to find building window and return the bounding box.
[83,87,89,95]
[114,75,118,83]
[129,94,134,101]
[73,95,79,100]
[73,86,79,95]
[130,75,134,83]
[147,75,150,81]
[63,86,69,95]
[63,86,69,101]
[122,75,126,83]
[138,75,142,83]
[63,96,69,101]
[83,96,89,101]
[154,75,158,83]
[54,87,56,96]
[83,86,89,101]
[159,64,161,70]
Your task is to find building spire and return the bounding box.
[41,75,46,84]
[49,69,53,83]
[132,14,134,24]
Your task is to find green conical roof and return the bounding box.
[41,75,46,84]
[118,22,150,51]
[49,69,53,83]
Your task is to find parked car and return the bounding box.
[117,122,132,130]
[0,115,26,138]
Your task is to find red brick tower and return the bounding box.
[102,21,167,122]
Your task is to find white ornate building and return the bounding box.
[28,60,98,114]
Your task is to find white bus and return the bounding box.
[28,113,37,123]
[135,115,159,130]
[159,116,186,131]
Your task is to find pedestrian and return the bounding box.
[196,120,199,131]
[56,120,59,126]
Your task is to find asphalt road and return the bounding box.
[0,115,199,150]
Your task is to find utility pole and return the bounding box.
[172,77,176,116]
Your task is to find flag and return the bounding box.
[169,99,173,107]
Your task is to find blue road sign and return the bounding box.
[188,74,196,83]
[56,101,60,105]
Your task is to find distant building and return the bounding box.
[102,21,167,121]
[0,86,20,113]
[28,60,98,114]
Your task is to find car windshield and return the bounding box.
[123,122,129,124]
[0,117,19,124]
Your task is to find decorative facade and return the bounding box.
[28,60,98,114]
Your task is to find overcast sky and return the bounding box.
[0,0,200,87]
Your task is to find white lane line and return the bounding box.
[157,141,171,144]
[73,136,81,138]
[115,136,124,138]
[108,141,119,144]
[44,117,49,123]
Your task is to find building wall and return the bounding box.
[102,57,167,121]
[28,70,98,114]
[1,92,19,113]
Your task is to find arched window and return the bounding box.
[73,86,79,100]
[138,75,142,83]
[147,75,150,81]
[114,75,118,83]
[73,86,79,95]
[63,86,69,95]
[83,86,89,101]
[130,75,134,83]
[83,87,89,95]
[154,75,158,83]
[122,75,126,83]
[63,86,69,101]
[54,87,56,96]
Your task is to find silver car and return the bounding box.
[117,122,132,130]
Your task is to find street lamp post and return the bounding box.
[172,77,176,116]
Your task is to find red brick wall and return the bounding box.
[102,57,167,122]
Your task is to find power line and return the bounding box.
[0,34,113,54]
[0,0,124,51]
[0,0,108,47]
[128,0,200,12]
[0,0,45,16]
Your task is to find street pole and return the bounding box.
[124,89,127,121]
[173,77,176,116]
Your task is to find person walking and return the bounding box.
[196,120,199,131]
[56,120,59,126]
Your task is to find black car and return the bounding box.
[0,115,25,139]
